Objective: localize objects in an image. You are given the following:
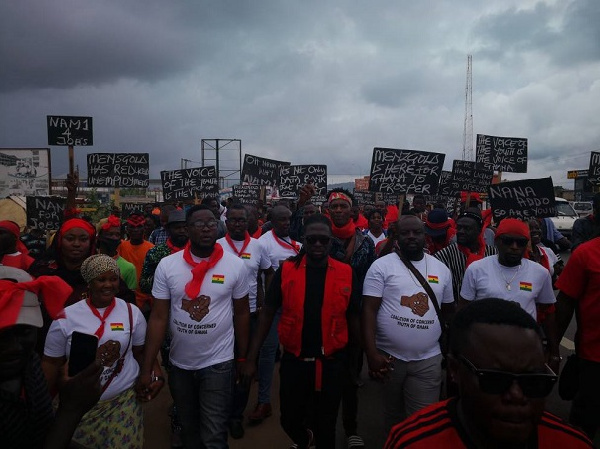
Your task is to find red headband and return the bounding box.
[328,192,352,205]
[101,215,121,231]
[0,220,28,254]
[127,214,146,227]
[57,218,96,254]
[496,218,530,240]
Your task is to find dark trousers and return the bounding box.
[280,352,344,449]
[231,313,258,421]
[342,343,362,436]
[571,357,600,439]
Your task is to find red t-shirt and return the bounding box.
[384,398,592,448]
[555,238,600,361]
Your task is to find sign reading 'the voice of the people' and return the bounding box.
[476,134,527,173]
[47,116,93,146]
[368,147,445,195]
[87,153,150,188]
[488,177,556,220]
[26,196,66,230]
[161,166,218,201]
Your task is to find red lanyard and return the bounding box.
[272,230,300,254]
[86,298,116,339]
[225,232,251,257]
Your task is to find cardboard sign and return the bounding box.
[241,154,290,186]
[368,147,445,194]
[488,177,556,220]
[353,190,376,207]
[278,165,327,204]
[47,116,93,146]
[476,134,527,173]
[588,152,600,184]
[87,153,150,188]
[26,196,66,230]
[0,148,51,197]
[232,185,262,206]
[121,203,144,219]
[161,166,218,201]
[450,160,494,194]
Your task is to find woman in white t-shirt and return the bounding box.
[42,255,160,449]
[364,208,387,246]
[527,219,563,280]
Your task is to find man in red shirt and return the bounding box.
[556,237,600,438]
[385,299,592,448]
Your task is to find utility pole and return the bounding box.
[462,55,474,161]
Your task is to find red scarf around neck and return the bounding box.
[272,230,300,253]
[527,245,550,271]
[183,242,224,299]
[331,220,356,240]
[166,238,185,254]
[457,233,486,268]
[225,232,251,257]
[86,298,116,339]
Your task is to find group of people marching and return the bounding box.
[2,180,600,449]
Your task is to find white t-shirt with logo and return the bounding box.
[363,253,454,362]
[44,298,147,401]
[152,248,249,370]
[217,236,272,312]
[258,230,302,271]
[460,255,555,320]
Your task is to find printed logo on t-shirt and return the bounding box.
[110,323,124,331]
[241,253,251,259]
[519,282,532,292]
[211,274,225,284]
[427,275,439,284]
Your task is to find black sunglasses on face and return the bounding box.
[457,354,557,398]
[305,235,331,245]
[499,236,529,248]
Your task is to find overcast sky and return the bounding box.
[1,0,599,189]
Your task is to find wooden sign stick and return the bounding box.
[68,145,75,176]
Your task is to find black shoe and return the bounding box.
[229,420,244,439]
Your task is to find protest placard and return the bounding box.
[87,153,150,188]
[368,147,445,194]
[588,151,600,184]
[47,116,93,146]
[488,177,556,220]
[353,190,376,207]
[121,203,144,219]
[232,185,262,206]
[26,196,66,230]
[278,165,327,203]
[476,134,527,173]
[450,160,494,194]
[161,166,218,201]
[241,154,290,186]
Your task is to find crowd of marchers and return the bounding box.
[2,175,600,448]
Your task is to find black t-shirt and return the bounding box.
[266,262,360,358]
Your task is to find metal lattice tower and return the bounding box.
[200,139,242,189]
[462,55,474,161]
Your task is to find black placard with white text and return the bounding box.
[47,116,93,146]
[241,154,290,186]
[26,196,66,230]
[161,166,218,201]
[368,147,445,195]
[588,152,600,184]
[450,160,494,194]
[488,177,556,220]
[232,185,262,206]
[476,134,527,173]
[87,153,150,188]
[278,165,327,204]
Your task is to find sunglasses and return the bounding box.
[305,235,331,245]
[499,236,529,248]
[458,355,557,398]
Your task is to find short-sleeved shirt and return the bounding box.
[152,248,249,370]
[218,236,271,312]
[363,253,454,361]
[44,298,147,401]
[556,238,600,362]
[116,255,138,290]
[460,256,555,321]
[258,230,301,271]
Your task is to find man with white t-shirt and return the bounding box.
[363,215,454,432]
[140,205,250,449]
[250,204,302,424]
[217,203,273,438]
[459,218,560,373]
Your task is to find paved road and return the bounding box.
[143,250,584,448]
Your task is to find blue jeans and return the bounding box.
[169,361,234,449]
[257,309,280,404]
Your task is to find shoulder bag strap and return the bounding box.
[101,302,134,393]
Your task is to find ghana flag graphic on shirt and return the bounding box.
[110,323,124,331]
[241,253,251,259]
[212,274,225,284]
[520,282,532,292]
[427,275,439,284]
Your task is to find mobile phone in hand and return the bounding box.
[68,331,98,377]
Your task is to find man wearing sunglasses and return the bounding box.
[384,298,592,448]
[459,218,560,373]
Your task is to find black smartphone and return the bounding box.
[68,331,98,377]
